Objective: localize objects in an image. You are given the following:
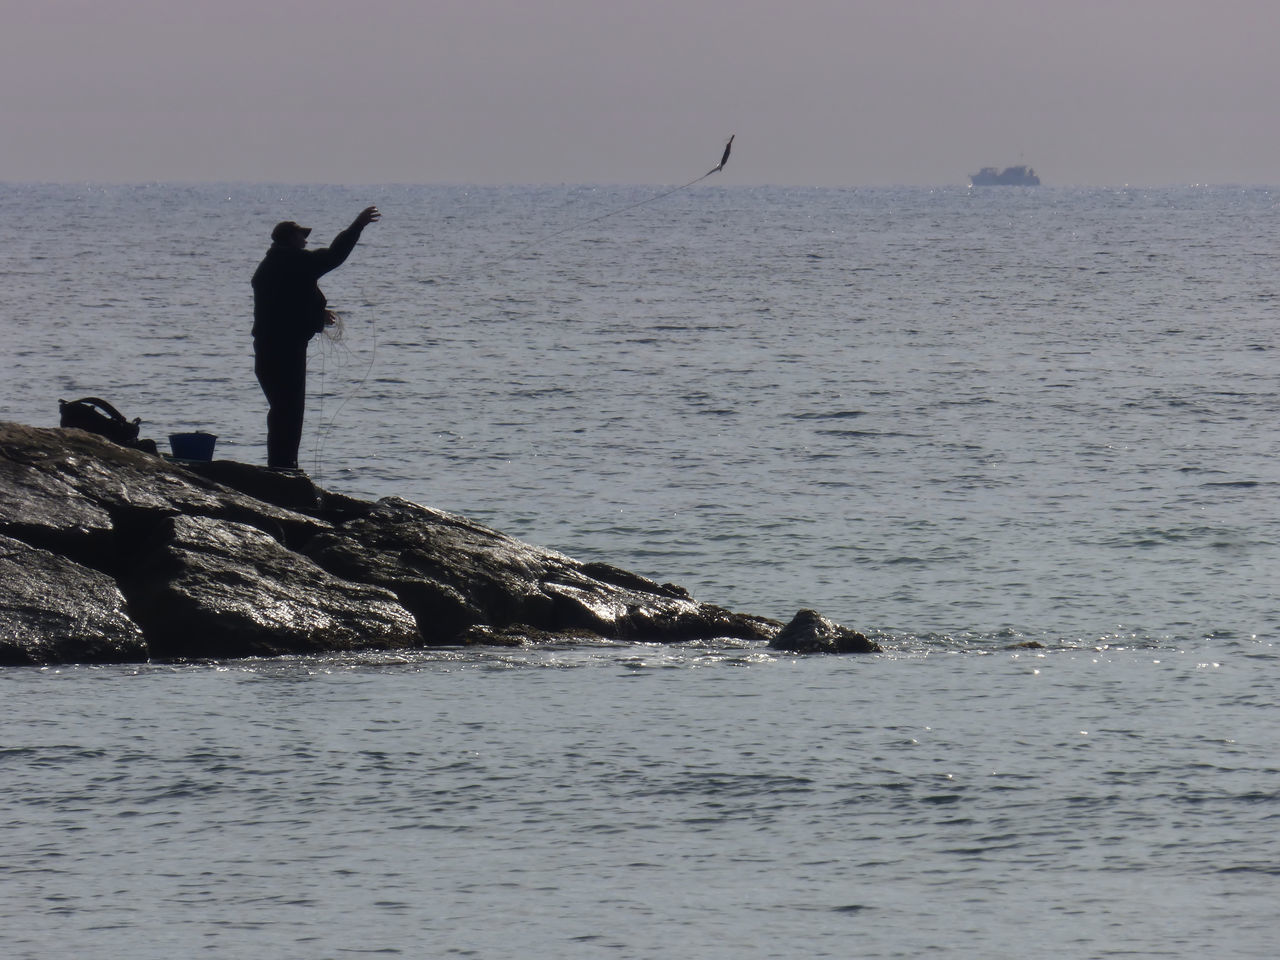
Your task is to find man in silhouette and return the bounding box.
[251,205,380,471]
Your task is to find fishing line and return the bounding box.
[469,134,736,274]
[312,304,378,482]
[308,135,733,473]
[522,136,734,253]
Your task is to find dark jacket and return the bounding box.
[251,225,364,345]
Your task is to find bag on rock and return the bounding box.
[58,397,158,453]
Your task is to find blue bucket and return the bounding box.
[169,432,217,461]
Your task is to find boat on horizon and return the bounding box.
[969,165,1041,186]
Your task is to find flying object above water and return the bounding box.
[714,135,734,173]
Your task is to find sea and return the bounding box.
[1,182,1278,958]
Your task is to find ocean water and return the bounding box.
[2,182,1278,958]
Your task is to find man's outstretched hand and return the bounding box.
[353,206,381,230]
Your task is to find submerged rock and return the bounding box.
[1,420,826,665]
[770,609,881,654]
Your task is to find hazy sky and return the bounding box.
[3,0,1277,186]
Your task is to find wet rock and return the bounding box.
[457,624,607,647]
[0,422,328,567]
[0,534,146,665]
[0,440,116,568]
[124,514,420,659]
[0,420,852,665]
[301,497,779,645]
[770,609,881,654]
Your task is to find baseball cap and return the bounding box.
[271,220,312,243]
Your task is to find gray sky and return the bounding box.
[3,0,1277,186]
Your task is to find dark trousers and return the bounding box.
[254,339,308,468]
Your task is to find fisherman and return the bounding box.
[251,205,380,471]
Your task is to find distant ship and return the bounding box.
[969,165,1041,186]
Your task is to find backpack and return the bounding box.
[59,397,158,454]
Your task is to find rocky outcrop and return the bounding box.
[1,421,881,665]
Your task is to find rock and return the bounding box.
[125,514,421,660]
[0,441,117,568]
[457,624,606,647]
[0,423,328,568]
[301,497,779,645]
[0,534,146,665]
[0,420,867,666]
[770,609,881,654]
